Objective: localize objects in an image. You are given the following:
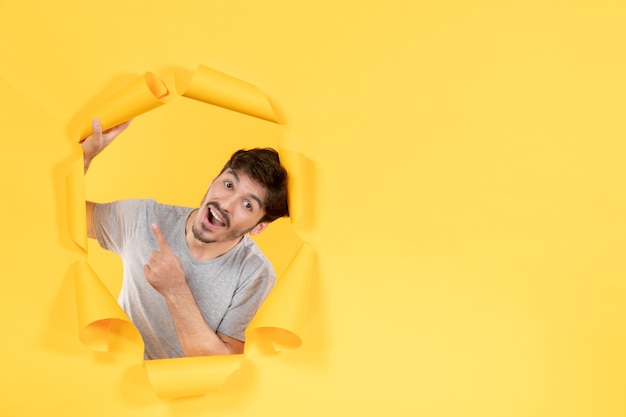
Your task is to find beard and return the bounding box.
[191,221,219,244]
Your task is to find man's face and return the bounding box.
[192,169,268,244]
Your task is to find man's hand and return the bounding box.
[144,223,188,299]
[80,118,132,172]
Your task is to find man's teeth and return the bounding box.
[210,207,225,225]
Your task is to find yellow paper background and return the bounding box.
[1,1,625,416]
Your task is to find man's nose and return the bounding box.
[221,195,237,213]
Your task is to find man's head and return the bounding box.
[191,148,289,246]
[219,148,289,223]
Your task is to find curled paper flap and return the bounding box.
[144,355,244,399]
[74,260,142,353]
[248,242,315,351]
[66,158,87,251]
[278,147,306,225]
[176,65,278,123]
[75,72,171,140]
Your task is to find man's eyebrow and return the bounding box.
[248,194,263,208]
[226,169,264,208]
[227,169,240,183]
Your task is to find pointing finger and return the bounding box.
[151,223,170,251]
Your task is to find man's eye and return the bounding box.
[244,201,253,211]
[224,181,233,189]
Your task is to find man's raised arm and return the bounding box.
[81,118,132,239]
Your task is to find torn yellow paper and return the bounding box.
[278,148,307,225]
[71,64,313,399]
[74,72,172,141]
[74,260,143,353]
[176,65,278,123]
[66,158,87,251]
[248,242,315,351]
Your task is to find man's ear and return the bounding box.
[249,221,269,236]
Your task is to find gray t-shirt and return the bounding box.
[92,199,276,359]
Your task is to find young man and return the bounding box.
[82,120,289,359]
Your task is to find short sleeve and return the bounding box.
[92,199,147,255]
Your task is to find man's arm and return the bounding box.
[161,284,245,356]
[81,119,131,239]
[143,223,244,356]
[86,201,96,239]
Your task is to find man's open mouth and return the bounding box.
[207,205,227,227]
